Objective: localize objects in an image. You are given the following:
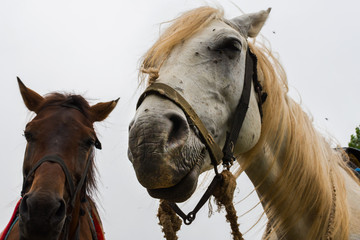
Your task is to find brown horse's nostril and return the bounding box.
[19,193,66,228]
[19,195,30,221]
[53,199,66,222]
[165,111,189,148]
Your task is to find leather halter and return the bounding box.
[137,47,266,224]
[20,103,102,240]
[20,152,99,240]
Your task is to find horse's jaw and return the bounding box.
[128,96,209,202]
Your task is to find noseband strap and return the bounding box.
[137,46,266,225]
[21,155,75,198]
[21,151,95,240]
[137,83,224,169]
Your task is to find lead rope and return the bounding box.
[212,170,244,240]
[158,200,182,240]
[158,170,243,240]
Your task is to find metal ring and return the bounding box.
[184,212,196,225]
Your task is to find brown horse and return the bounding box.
[2,79,118,240]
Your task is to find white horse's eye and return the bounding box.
[212,37,242,60]
[214,37,241,52]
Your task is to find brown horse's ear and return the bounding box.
[17,77,44,113]
[90,98,119,122]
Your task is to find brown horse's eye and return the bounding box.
[83,138,95,149]
[23,131,34,142]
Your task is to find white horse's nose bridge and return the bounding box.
[136,94,187,120]
[132,93,191,150]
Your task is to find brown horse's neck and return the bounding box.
[68,196,82,239]
[62,195,94,240]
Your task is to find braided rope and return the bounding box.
[158,200,182,240]
[158,170,243,240]
[212,170,244,240]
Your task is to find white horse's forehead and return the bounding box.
[191,20,246,45]
[159,18,248,92]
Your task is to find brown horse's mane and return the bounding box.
[38,92,98,196]
[39,93,91,117]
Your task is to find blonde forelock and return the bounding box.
[140,6,224,85]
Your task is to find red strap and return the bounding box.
[0,199,22,240]
[91,209,105,240]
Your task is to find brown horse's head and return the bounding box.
[17,78,118,240]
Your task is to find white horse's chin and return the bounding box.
[147,158,203,202]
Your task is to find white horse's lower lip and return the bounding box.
[147,162,201,202]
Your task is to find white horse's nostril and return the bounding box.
[128,119,135,132]
[164,111,189,148]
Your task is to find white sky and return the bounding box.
[1,0,359,239]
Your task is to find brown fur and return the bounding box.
[36,92,98,194]
[9,80,117,240]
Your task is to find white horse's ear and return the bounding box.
[230,8,271,38]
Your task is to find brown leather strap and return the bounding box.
[137,83,224,167]
[21,150,95,240]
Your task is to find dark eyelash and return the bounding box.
[215,37,241,51]
[23,131,34,142]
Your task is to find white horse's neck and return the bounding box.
[243,119,312,239]
[239,93,356,239]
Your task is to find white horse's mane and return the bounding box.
[140,6,360,239]
[244,41,360,238]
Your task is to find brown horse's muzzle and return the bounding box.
[19,192,66,240]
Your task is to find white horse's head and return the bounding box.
[128,7,270,202]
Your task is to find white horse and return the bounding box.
[128,6,360,239]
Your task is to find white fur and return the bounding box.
[153,20,262,171]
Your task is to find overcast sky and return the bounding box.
[1,0,359,239]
